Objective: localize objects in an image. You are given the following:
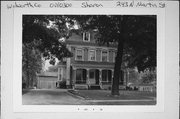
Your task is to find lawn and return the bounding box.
[68,90,156,100]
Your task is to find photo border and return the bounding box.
[13,8,165,112]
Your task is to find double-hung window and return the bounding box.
[102,70,112,82]
[89,50,96,61]
[102,50,108,62]
[76,49,83,61]
[83,32,90,42]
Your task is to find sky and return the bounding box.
[43,58,58,71]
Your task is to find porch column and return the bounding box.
[99,69,102,82]
[72,68,77,90]
[73,68,77,84]
[99,69,102,89]
[86,69,89,85]
[111,70,114,82]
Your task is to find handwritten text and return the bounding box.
[49,2,72,8]
[81,2,103,8]
[116,1,165,8]
[7,2,41,9]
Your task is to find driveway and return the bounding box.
[22,89,88,105]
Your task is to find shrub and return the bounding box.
[141,70,156,84]
[59,80,66,89]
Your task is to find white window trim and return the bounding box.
[83,32,90,42]
[75,48,84,61]
[101,50,109,62]
[88,49,96,61]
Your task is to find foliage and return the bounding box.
[23,15,73,65]
[140,70,156,84]
[22,15,74,88]
[58,80,67,89]
[128,69,141,84]
[22,42,43,88]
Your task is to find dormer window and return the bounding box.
[83,32,90,42]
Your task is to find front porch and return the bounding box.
[72,68,124,90]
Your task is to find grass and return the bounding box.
[68,90,156,100]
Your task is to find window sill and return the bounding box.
[88,60,96,62]
[101,81,112,84]
[83,40,90,42]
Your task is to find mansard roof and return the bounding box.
[66,30,117,48]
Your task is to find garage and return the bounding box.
[37,72,58,89]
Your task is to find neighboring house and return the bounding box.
[58,30,127,89]
[37,72,58,89]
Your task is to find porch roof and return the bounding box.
[71,63,114,70]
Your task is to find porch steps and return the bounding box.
[89,85,101,90]
[74,84,88,90]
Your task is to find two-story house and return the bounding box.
[58,30,127,89]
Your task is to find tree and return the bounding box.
[23,15,73,64]
[140,69,156,84]
[22,15,74,87]
[22,42,42,88]
[73,15,156,95]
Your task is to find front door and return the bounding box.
[89,70,96,85]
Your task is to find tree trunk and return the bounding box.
[111,37,124,95]
[31,76,34,88]
[26,71,30,88]
[25,45,30,88]
[111,16,127,96]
